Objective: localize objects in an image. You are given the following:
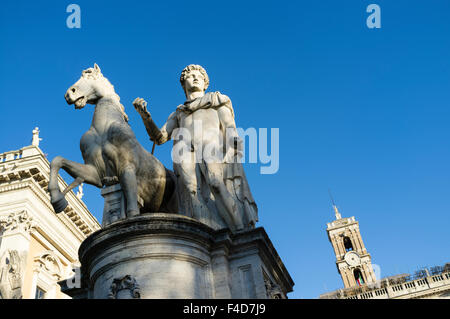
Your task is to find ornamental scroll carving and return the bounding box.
[0,210,35,234]
[34,251,63,280]
[108,275,141,299]
[0,250,23,299]
[263,274,283,299]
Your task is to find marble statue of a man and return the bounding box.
[134,65,257,231]
[32,127,42,147]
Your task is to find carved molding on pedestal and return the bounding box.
[108,275,141,299]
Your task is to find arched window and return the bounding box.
[343,236,353,251]
[354,268,365,286]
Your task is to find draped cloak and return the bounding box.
[176,92,258,228]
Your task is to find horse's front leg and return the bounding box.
[48,156,102,213]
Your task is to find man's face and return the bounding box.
[184,70,206,94]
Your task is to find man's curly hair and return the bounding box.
[179,64,209,92]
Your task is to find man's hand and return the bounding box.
[155,134,166,145]
[133,97,150,117]
[133,97,168,145]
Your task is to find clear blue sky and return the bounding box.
[1,0,449,298]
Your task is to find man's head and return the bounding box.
[180,64,209,97]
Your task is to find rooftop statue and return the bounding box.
[32,127,42,147]
[48,64,178,217]
[134,64,257,231]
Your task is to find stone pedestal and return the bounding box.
[101,184,143,226]
[61,214,294,299]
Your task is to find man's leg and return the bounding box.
[203,162,243,231]
[175,151,208,221]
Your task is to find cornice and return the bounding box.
[327,217,358,231]
[0,153,100,237]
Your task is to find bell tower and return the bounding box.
[326,202,377,288]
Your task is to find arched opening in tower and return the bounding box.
[343,236,353,251]
[354,268,365,286]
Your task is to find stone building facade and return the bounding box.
[0,129,100,299]
[320,205,450,299]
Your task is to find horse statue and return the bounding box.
[48,64,178,218]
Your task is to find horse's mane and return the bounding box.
[102,76,129,123]
[82,67,130,123]
[113,92,129,123]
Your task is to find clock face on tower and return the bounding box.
[344,251,361,267]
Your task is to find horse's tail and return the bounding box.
[160,168,179,213]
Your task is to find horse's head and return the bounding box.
[65,64,116,109]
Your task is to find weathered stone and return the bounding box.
[62,214,293,299]
[101,184,144,226]
[134,64,257,232]
[48,64,178,218]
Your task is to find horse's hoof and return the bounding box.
[52,196,68,214]
[102,176,119,186]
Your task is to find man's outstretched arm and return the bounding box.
[158,111,178,144]
[133,97,177,145]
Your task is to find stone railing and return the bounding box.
[0,149,23,162]
[0,145,41,163]
[320,268,450,299]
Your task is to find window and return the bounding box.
[35,287,46,299]
[343,236,353,251]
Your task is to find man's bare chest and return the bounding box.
[177,108,220,128]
